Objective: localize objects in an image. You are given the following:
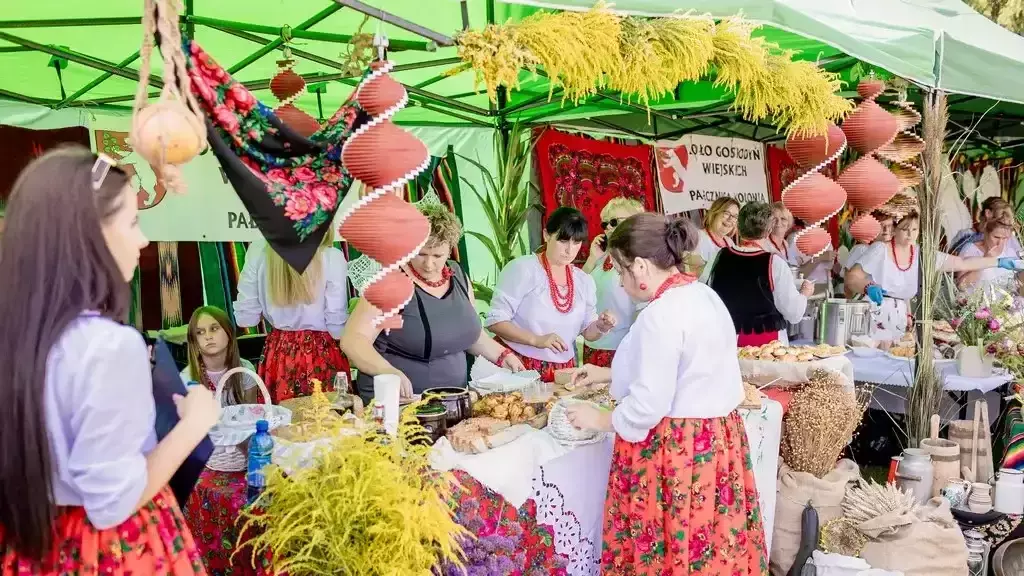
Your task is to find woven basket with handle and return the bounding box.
[205,366,292,472]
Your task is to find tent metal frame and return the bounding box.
[3,1,1024,147]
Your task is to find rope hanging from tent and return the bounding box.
[131,0,207,194]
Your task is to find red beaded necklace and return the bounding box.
[540,252,575,314]
[651,272,694,302]
[890,238,915,272]
[408,264,452,288]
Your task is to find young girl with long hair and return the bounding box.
[181,306,260,405]
[234,228,350,402]
[0,147,219,574]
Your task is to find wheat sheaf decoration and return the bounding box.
[338,60,431,328]
[451,2,851,137]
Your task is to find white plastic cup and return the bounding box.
[373,374,400,435]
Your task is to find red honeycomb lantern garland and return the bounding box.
[338,60,431,328]
[270,58,321,138]
[782,121,848,257]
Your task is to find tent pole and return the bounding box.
[224,5,343,74]
[0,32,162,88]
[189,15,433,52]
[56,50,140,109]
[184,0,195,40]
[331,0,454,47]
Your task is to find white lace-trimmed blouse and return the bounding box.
[696,228,733,283]
[233,239,349,338]
[609,282,744,443]
[486,254,598,363]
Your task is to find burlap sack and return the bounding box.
[770,459,860,575]
[858,497,968,576]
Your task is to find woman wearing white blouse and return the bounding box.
[565,213,766,575]
[581,197,646,368]
[487,207,617,382]
[695,196,739,282]
[957,216,1023,296]
[760,201,793,258]
[234,230,349,403]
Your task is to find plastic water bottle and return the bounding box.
[246,419,273,505]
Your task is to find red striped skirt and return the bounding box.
[582,345,616,368]
[601,412,768,575]
[1,487,206,576]
[258,329,350,403]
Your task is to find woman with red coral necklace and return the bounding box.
[487,207,617,382]
[846,212,1016,343]
[564,213,767,575]
[343,203,524,405]
[695,197,739,282]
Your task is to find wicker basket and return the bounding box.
[547,398,601,443]
[206,367,292,472]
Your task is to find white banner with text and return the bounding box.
[655,134,769,215]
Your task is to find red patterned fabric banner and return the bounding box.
[535,129,656,261]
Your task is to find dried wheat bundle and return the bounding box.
[842,479,917,524]
[781,369,870,477]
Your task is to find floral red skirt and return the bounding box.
[582,345,616,368]
[1,487,206,576]
[602,412,768,575]
[258,329,350,403]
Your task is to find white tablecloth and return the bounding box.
[847,352,1011,392]
[434,400,784,575]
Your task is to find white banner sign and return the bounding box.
[90,113,265,242]
[655,134,769,215]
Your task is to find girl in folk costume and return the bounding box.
[234,229,349,403]
[708,202,813,346]
[846,212,1018,342]
[343,203,524,404]
[695,196,739,282]
[581,198,646,368]
[760,201,793,258]
[565,213,767,575]
[957,217,1024,296]
[487,207,617,382]
[0,148,218,575]
[180,306,260,405]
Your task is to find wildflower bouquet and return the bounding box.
[948,287,1023,351]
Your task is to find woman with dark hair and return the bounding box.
[0,147,218,573]
[563,213,766,575]
[487,207,616,382]
[708,201,813,346]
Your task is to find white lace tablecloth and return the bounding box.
[434,400,783,575]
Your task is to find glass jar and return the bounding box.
[964,530,988,576]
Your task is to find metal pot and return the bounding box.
[816,298,871,346]
[422,386,472,428]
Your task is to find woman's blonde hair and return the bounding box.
[702,197,741,230]
[266,227,334,306]
[420,203,462,249]
[601,197,645,221]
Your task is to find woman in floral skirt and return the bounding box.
[566,213,767,575]
[234,229,350,402]
[0,147,219,575]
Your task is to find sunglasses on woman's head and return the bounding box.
[601,218,620,230]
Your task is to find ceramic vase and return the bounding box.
[896,448,934,504]
[968,482,993,513]
[957,345,994,378]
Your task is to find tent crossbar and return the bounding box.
[56,50,141,109]
[0,88,50,106]
[0,32,162,89]
[225,5,343,75]
[0,17,140,28]
[190,15,433,52]
[332,0,454,47]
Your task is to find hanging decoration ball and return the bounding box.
[276,103,322,138]
[889,162,924,193]
[849,213,883,245]
[363,269,416,316]
[856,77,886,100]
[781,173,848,225]
[270,60,305,102]
[785,122,847,170]
[339,193,430,264]
[876,132,927,164]
[132,100,206,166]
[356,70,407,117]
[841,100,900,155]
[341,122,430,192]
[795,227,833,257]
[838,156,901,212]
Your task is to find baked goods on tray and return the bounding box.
[738,341,844,362]
[447,417,527,454]
[472,391,538,424]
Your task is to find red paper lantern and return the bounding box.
[270,60,304,102]
[857,78,885,100]
[782,173,848,224]
[841,100,899,155]
[339,193,431,263]
[342,122,429,191]
[785,123,846,169]
[849,213,882,244]
[357,73,407,117]
[276,103,321,138]
[363,268,415,315]
[838,156,900,212]
[795,227,833,257]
